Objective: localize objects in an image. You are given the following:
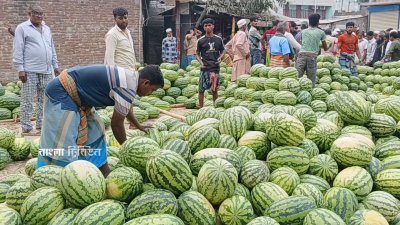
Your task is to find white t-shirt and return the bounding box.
[358,38,368,53]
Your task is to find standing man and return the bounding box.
[196,18,225,108]
[365,31,377,66]
[12,5,60,134]
[337,22,361,76]
[248,17,263,65]
[296,14,328,87]
[382,31,400,62]
[225,19,250,82]
[162,28,178,63]
[268,22,292,68]
[104,7,136,71]
[37,65,164,177]
[357,30,368,64]
[183,27,202,69]
[289,21,298,37]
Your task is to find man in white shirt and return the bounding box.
[104,7,136,71]
[357,31,368,64]
[365,31,377,66]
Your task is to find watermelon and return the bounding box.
[59,160,105,208]
[323,187,358,222]
[47,208,81,225]
[177,191,217,225]
[218,134,238,150]
[267,146,309,174]
[308,154,338,182]
[363,191,400,223]
[0,207,22,225]
[273,91,297,105]
[375,140,400,160]
[248,216,280,225]
[270,167,300,195]
[300,174,331,193]
[341,125,373,139]
[126,189,178,220]
[366,157,384,178]
[6,179,33,211]
[366,113,397,137]
[279,78,301,94]
[163,139,191,163]
[190,148,241,175]
[233,183,251,200]
[0,147,11,170]
[31,165,63,189]
[20,187,64,225]
[279,67,299,80]
[382,155,400,169]
[188,127,220,154]
[197,158,238,205]
[265,113,305,146]
[306,119,340,152]
[330,135,375,167]
[333,166,373,201]
[146,150,192,196]
[292,183,324,207]
[218,195,255,225]
[0,174,29,186]
[0,182,10,203]
[332,91,371,125]
[234,146,257,166]
[119,137,160,174]
[348,209,389,225]
[106,167,143,202]
[237,131,270,160]
[250,182,288,215]
[8,138,30,161]
[240,160,270,189]
[375,169,400,198]
[265,196,317,225]
[219,107,248,140]
[303,208,346,225]
[253,112,273,131]
[125,214,185,225]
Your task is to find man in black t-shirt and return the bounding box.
[196,18,225,108]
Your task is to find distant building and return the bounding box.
[335,0,361,13]
[283,0,335,19]
[362,1,400,31]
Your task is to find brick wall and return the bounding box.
[0,0,143,84]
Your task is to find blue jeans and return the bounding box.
[251,49,263,66]
[182,55,197,69]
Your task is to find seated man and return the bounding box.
[37,64,163,177]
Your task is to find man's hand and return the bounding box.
[246,53,250,59]
[130,123,152,133]
[19,71,27,83]
[54,68,61,76]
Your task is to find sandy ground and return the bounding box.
[0,107,190,180]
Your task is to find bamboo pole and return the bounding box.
[171,104,185,108]
[159,109,186,122]
[231,16,236,39]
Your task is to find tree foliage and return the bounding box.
[203,0,286,16]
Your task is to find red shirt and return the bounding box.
[338,33,359,54]
[262,27,277,40]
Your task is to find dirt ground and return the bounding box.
[0,107,190,180]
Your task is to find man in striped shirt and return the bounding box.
[37,65,164,177]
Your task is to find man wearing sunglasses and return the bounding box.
[12,5,60,134]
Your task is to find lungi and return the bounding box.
[270,55,290,68]
[199,71,219,93]
[339,53,358,76]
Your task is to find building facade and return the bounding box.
[363,1,400,31]
[283,0,335,19]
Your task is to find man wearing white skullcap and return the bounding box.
[225,19,250,82]
[162,28,177,63]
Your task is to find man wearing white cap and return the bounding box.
[225,19,250,82]
[162,28,177,63]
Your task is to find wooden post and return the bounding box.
[231,16,236,39]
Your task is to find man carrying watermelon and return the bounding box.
[37,64,164,177]
[196,18,225,108]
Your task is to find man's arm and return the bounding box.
[321,40,328,52]
[50,31,60,75]
[162,39,166,61]
[111,109,128,145]
[126,108,147,132]
[104,33,117,66]
[12,25,27,83]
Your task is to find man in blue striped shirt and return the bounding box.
[12,5,60,134]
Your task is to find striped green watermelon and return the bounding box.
[375,140,400,160]
[306,119,340,152]
[382,155,400,169]
[21,187,64,225]
[190,148,241,175]
[107,156,120,171]
[265,196,317,225]
[265,113,305,146]
[375,169,400,198]
[71,200,125,225]
[127,189,177,220]
[237,131,270,160]
[332,91,371,125]
[8,138,30,161]
[146,150,192,196]
[262,89,278,104]
[219,107,248,140]
[240,160,270,189]
[31,165,62,189]
[366,113,397,137]
[0,174,28,186]
[59,160,105,208]
[233,183,251,200]
[250,182,288,215]
[323,187,358,222]
[270,167,300,195]
[333,166,373,200]
[253,112,273,131]
[267,146,309,174]
[303,208,346,225]
[293,108,317,132]
[308,154,338,182]
[0,207,22,225]
[310,100,327,112]
[47,208,81,225]
[348,209,389,225]
[24,158,37,176]
[0,148,11,170]
[296,90,313,105]
[197,158,238,205]
[106,166,143,202]
[147,127,164,146]
[279,67,299,80]
[330,135,375,167]
[218,195,255,225]
[279,78,301,94]
[163,139,191,163]
[218,134,238,150]
[188,127,220,154]
[187,118,219,135]
[298,139,319,158]
[374,97,400,122]
[177,190,216,225]
[299,77,313,91]
[125,214,184,225]
[300,174,330,193]
[0,182,10,203]
[322,111,344,129]
[311,87,329,100]
[248,216,280,225]
[363,191,400,223]
[234,146,257,166]
[6,179,33,211]
[273,91,297,105]
[341,125,373,139]
[0,127,15,149]
[365,157,384,178]
[119,137,160,174]
[292,183,323,207]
